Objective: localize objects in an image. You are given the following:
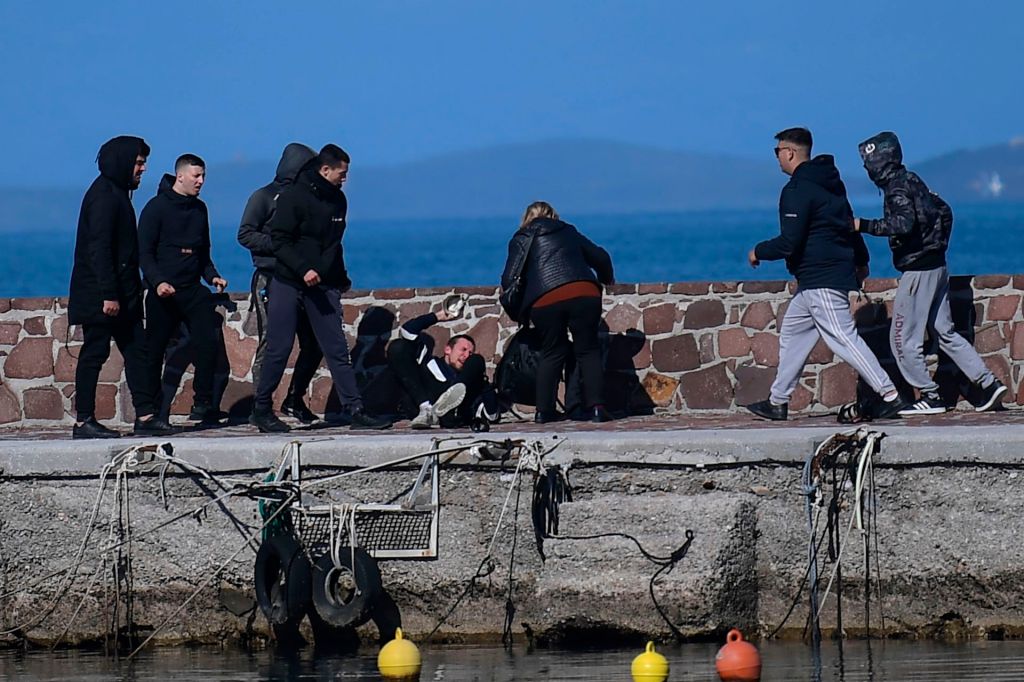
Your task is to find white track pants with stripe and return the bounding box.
[770,288,895,405]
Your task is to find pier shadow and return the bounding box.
[325,305,396,416]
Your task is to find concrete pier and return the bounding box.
[2,411,1024,648]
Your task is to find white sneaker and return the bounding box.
[410,403,435,430]
[409,384,467,430]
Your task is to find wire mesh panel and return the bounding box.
[290,504,438,559]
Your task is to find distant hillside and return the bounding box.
[2,137,1022,233]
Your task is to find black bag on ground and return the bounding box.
[494,327,543,406]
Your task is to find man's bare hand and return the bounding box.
[748,248,760,268]
[157,282,176,298]
[102,300,120,316]
[212,277,227,293]
[853,217,861,232]
[303,270,321,287]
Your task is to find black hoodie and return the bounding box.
[857,131,951,272]
[755,155,869,291]
[68,135,149,325]
[270,167,352,289]
[237,143,317,273]
[138,173,220,289]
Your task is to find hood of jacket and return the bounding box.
[275,143,317,185]
[300,166,345,201]
[97,135,149,191]
[157,173,201,204]
[859,131,904,186]
[791,155,848,196]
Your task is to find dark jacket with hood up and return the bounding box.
[68,136,149,325]
[138,174,221,290]
[501,218,614,320]
[857,131,952,272]
[754,155,869,292]
[269,166,352,290]
[237,143,316,273]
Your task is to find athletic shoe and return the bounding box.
[534,411,566,424]
[410,384,467,430]
[188,404,228,423]
[744,400,788,421]
[132,416,178,436]
[873,395,912,420]
[350,410,392,430]
[250,409,291,433]
[281,396,318,424]
[410,403,434,430]
[73,417,121,440]
[975,380,1008,413]
[898,391,946,416]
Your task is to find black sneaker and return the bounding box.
[73,417,121,440]
[349,410,392,431]
[534,410,565,424]
[873,395,911,420]
[281,396,318,424]
[133,416,179,436]
[189,404,228,423]
[898,391,946,416]
[590,406,614,423]
[745,400,788,421]
[250,409,291,433]
[975,380,1008,413]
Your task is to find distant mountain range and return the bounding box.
[2,137,1023,233]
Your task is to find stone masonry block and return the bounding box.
[23,387,64,420]
[680,363,733,409]
[683,299,726,329]
[740,302,774,330]
[4,337,54,379]
[987,295,1021,322]
[651,334,700,372]
[643,303,677,335]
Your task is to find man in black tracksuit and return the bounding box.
[138,154,227,423]
[364,302,499,429]
[744,127,909,422]
[251,144,390,432]
[68,136,175,439]
[237,142,324,422]
[854,131,1006,414]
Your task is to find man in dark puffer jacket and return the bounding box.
[745,127,910,422]
[68,136,174,439]
[855,131,1006,414]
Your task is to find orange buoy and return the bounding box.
[714,629,761,682]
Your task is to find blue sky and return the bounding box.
[2,0,1021,186]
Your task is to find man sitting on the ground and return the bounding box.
[365,297,499,429]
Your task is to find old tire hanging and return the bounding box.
[254,534,312,626]
[311,547,383,628]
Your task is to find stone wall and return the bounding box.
[1,275,1023,426]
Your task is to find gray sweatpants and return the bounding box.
[891,266,994,393]
[771,288,896,405]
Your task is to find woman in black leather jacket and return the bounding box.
[500,201,615,423]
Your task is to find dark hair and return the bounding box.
[317,144,351,168]
[446,334,475,349]
[775,127,813,151]
[175,153,205,171]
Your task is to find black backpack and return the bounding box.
[494,327,543,406]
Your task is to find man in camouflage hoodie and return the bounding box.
[855,131,1006,415]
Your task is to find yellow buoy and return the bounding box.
[377,628,422,681]
[631,641,670,682]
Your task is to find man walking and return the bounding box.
[138,154,227,424]
[854,131,1007,414]
[250,144,390,432]
[68,136,175,439]
[238,143,324,423]
[745,127,910,421]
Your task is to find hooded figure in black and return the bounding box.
[237,143,323,421]
[68,136,171,439]
[853,131,1005,415]
[745,127,907,423]
[138,154,226,423]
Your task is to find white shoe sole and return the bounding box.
[898,406,946,416]
[975,384,1008,412]
[432,383,467,418]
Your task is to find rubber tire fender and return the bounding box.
[254,534,312,626]
[311,547,383,628]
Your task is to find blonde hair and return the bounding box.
[520,201,559,230]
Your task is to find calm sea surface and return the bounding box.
[3,640,1024,680]
[5,205,1023,299]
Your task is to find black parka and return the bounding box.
[138,174,220,289]
[68,136,148,325]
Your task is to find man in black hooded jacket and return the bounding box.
[251,144,390,432]
[68,136,174,439]
[237,143,323,422]
[744,127,909,422]
[138,153,227,424]
[854,131,1006,414]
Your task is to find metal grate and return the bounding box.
[290,505,437,559]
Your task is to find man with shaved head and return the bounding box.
[138,153,227,425]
